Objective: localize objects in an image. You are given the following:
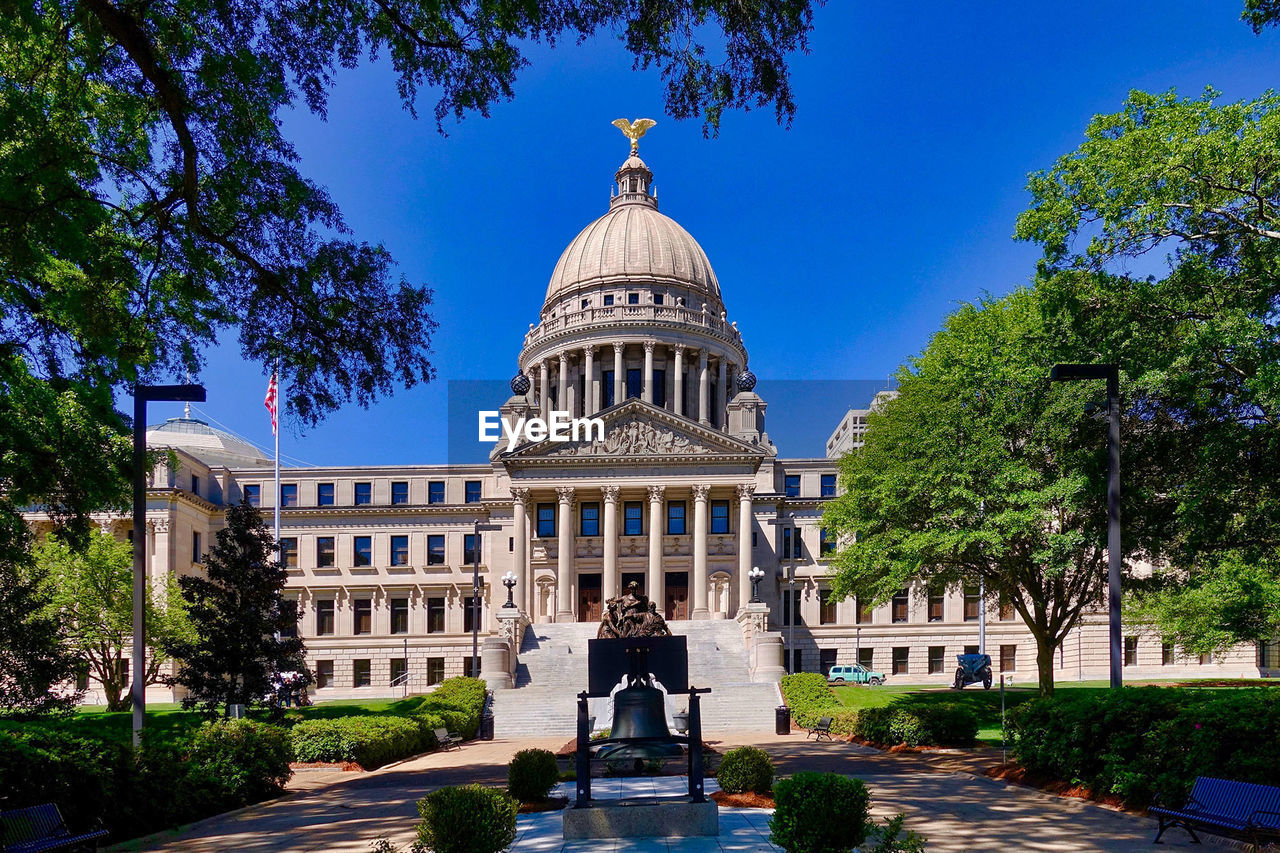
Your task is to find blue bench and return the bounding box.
[1150,776,1280,848]
[0,803,107,852]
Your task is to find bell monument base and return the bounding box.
[562,797,719,839]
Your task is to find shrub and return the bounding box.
[780,673,840,728]
[507,748,560,802]
[769,772,870,853]
[853,707,894,744]
[853,704,977,747]
[291,716,427,768]
[411,677,486,740]
[416,784,517,853]
[716,746,774,794]
[187,719,293,807]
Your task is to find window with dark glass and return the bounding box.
[928,646,946,674]
[819,590,837,625]
[280,599,298,638]
[352,598,372,634]
[280,483,298,507]
[428,481,445,504]
[352,659,371,687]
[856,597,873,624]
[892,647,910,675]
[652,369,666,406]
[191,474,200,497]
[390,535,409,566]
[667,501,686,535]
[463,657,478,678]
[581,298,590,309]
[353,536,372,567]
[354,482,371,505]
[782,527,791,559]
[624,292,637,305]
[464,596,479,633]
[315,660,333,688]
[426,657,445,685]
[464,534,479,565]
[964,644,979,655]
[1162,641,1174,666]
[963,585,980,621]
[427,535,445,565]
[317,537,335,568]
[891,589,909,623]
[784,474,801,497]
[1000,644,1017,672]
[316,600,335,636]
[820,528,835,557]
[602,371,616,408]
[391,481,409,504]
[603,294,614,307]
[537,503,556,538]
[192,531,201,564]
[820,648,837,676]
[280,537,298,568]
[74,661,89,692]
[654,293,664,305]
[426,597,445,633]
[390,658,408,685]
[464,480,482,503]
[782,527,803,560]
[710,501,730,534]
[999,594,1016,621]
[390,597,409,634]
[1124,636,1138,666]
[317,482,335,506]
[928,586,944,622]
[243,484,260,506]
[623,502,643,535]
[858,648,874,669]
[820,474,836,497]
[580,502,600,537]
[626,368,642,399]
[782,589,802,626]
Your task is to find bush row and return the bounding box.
[779,673,977,747]
[1009,687,1280,808]
[0,719,291,843]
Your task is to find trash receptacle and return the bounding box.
[775,705,790,735]
[481,712,495,741]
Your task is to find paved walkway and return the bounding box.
[110,733,1226,852]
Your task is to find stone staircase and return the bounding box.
[491,620,781,738]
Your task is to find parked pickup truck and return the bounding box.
[827,664,886,686]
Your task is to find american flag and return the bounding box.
[264,372,278,435]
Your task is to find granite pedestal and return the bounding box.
[562,796,719,839]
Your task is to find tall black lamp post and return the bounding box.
[471,520,502,677]
[748,566,764,603]
[1049,363,1122,689]
[133,383,205,746]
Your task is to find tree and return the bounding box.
[822,288,1114,696]
[32,530,192,712]
[163,502,304,716]
[1015,88,1280,653]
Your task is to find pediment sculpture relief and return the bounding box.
[540,415,714,457]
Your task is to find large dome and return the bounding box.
[544,199,720,307]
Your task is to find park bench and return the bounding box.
[806,717,833,742]
[433,728,462,750]
[1150,776,1280,849]
[0,803,108,853]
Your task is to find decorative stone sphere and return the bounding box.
[510,373,531,394]
[736,369,757,392]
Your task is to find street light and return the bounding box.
[133,383,205,746]
[1050,362,1122,689]
[471,520,502,678]
[748,567,764,603]
[501,571,518,608]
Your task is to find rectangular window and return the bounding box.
[315,660,334,688]
[999,594,1016,621]
[426,597,445,633]
[316,600,335,636]
[820,648,837,677]
[465,481,482,503]
[280,537,298,568]
[354,482,372,505]
[654,293,664,305]
[580,502,600,537]
[819,589,837,625]
[390,598,409,634]
[280,599,299,638]
[819,528,835,557]
[191,474,200,497]
[603,294,614,307]
[192,531,202,564]
[667,501,686,535]
[464,596,479,633]
[602,371,616,408]
[782,589,802,626]
[353,659,371,687]
[623,502,643,536]
[317,537,335,568]
[464,657,478,678]
[892,647,910,675]
[427,535,445,565]
[626,368,643,399]
[390,658,408,685]
[536,503,556,538]
[928,587,944,622]
[627,292,640,305]
[784,474,800,497]
[858,648,874,670]
[710,500,730,534]
[1000,644,1017,672]
[243,484,260,507]
[892,589,909,623]
[928,646,946,674]
[964,644,979,656]
[280,483,298,507]
[1200,651,1211,665]
[464,534,480,566]
[1162,641,1175,666]
[426,657,445,685]
[856,597,873,624]
[74,661,89,692]
[317,482,335,506]
[820,474,836,497]
[353,535,372,567]
[391,481,409,504]
[782,527,791,560]
[1124,636,1138,667]
[391,535,409,566]
[652,369,666,407]
[353,599,372,635]
[963,585,980,621]
[428,481,445,504]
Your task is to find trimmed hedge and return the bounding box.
[1009,687,1280,808]
[854,704,977,748]
[779,673,840,728]
[717,746,774,794]
[417,784,518,853]
[291,716,426,769]
[769,772,870,853]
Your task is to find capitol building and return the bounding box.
[31,130,1275,719]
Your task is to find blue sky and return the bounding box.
[149,2,1280,465]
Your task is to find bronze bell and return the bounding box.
[597,684,684,763]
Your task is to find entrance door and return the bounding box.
[578,574,602,622]
[665,571,688,621]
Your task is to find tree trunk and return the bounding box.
[1034,634,1058,697]
[103,680,129,712]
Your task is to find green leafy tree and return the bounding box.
[823,289,1113,696]
[1016,88,1280,653]
[164,502,304,716]
[32,529,193,711]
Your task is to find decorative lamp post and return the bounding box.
[748,567,764,603]
[502,571,518,608]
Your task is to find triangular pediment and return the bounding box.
[501,399,767,465]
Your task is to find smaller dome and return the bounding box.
[617,155,650,174]
[510,373,531,394]
[736,369,757,392]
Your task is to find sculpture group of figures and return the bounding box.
[598,581,672,639]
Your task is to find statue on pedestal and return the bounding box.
[597,581,671,639]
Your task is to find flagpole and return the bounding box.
[273,356,281,546]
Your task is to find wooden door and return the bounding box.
[665,585,688,620]
[579,588,602,622]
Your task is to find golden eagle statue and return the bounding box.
[612,117,657,156]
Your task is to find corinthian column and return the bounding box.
[584,346,597,416]
[602,485,619,602]
[647,485,665,610]
[558,352,569,417]
[511,487,530,616]
[613,342,625,406]
[673,344,685,417]
[717,357,727,429]
[698,351,710,424]
[643,340,656,404]
[538,360,550,423]
[691,484,710,619]
[555,486,575,622]
[736,483,755,613]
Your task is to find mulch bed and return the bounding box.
[290,760,365,772]
[710,791,775,809]
[519,796,569,813]
[985,762,1129,811]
